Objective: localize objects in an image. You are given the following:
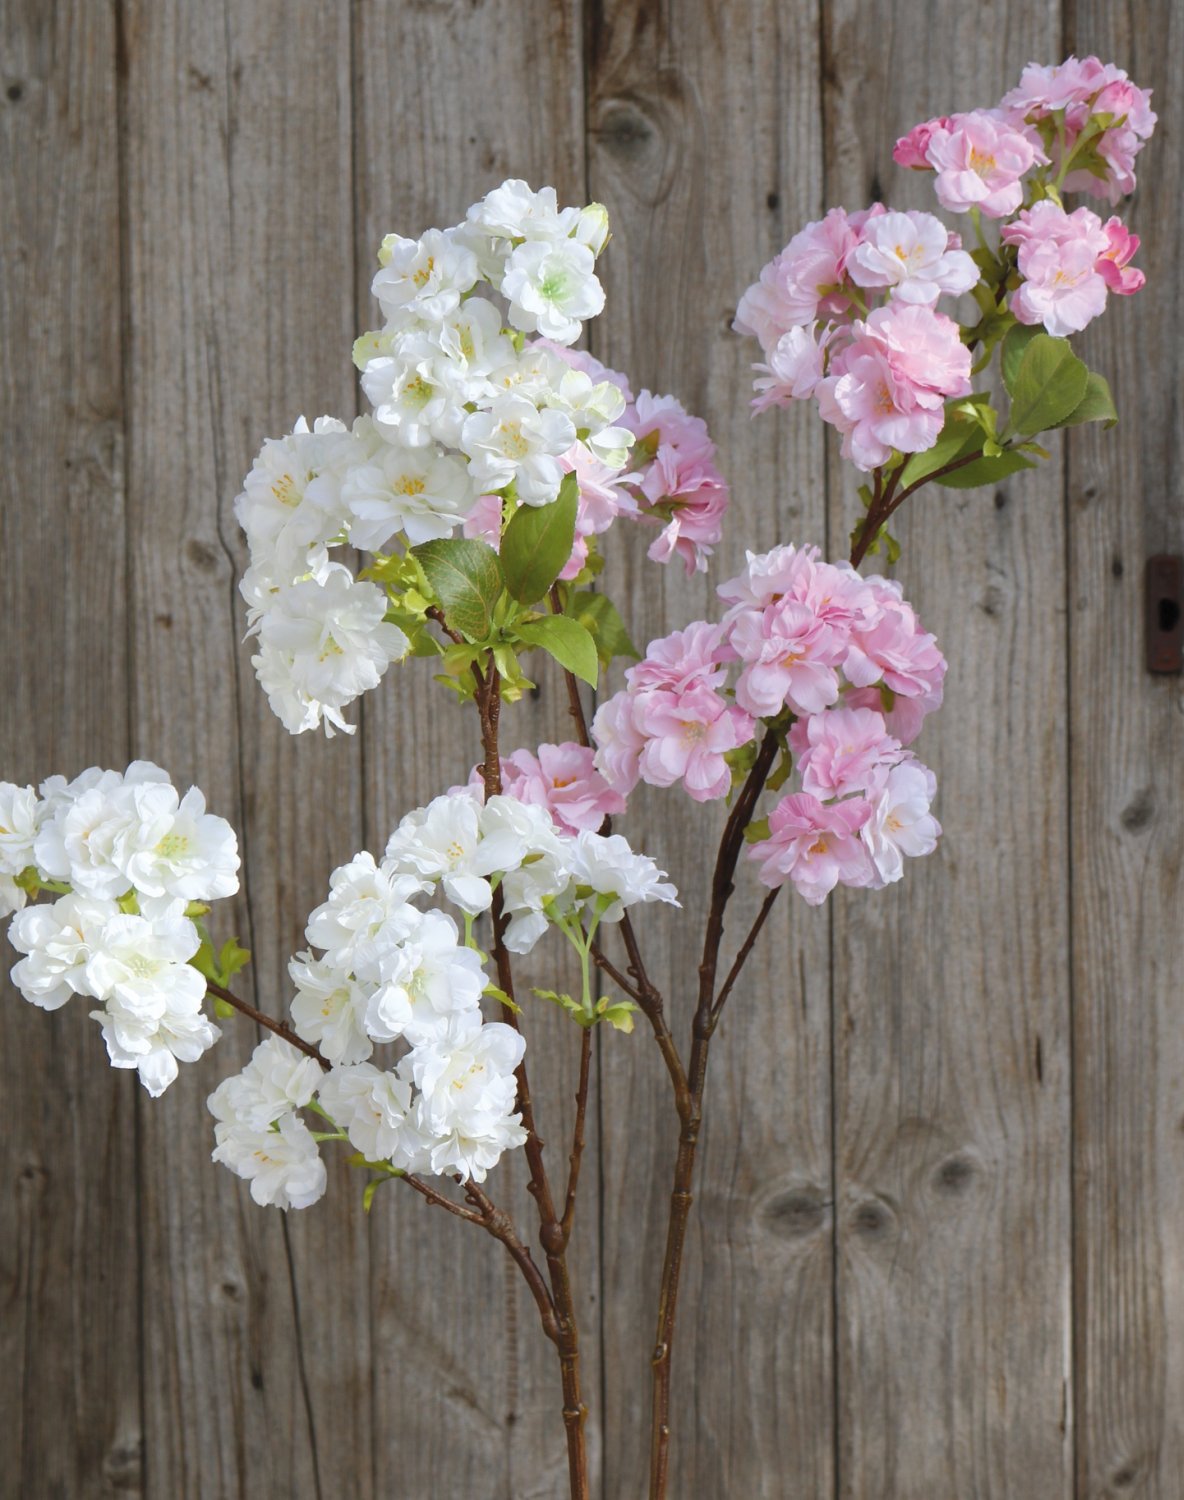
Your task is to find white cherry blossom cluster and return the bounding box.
[236,181,632,738]
[206,790,677,1208]
[1,764,239,1096]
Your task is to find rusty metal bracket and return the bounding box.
[1146,555,1183,674]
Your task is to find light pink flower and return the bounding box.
[1097,216,1145,294]
[729,600,842,718]
[591,691,646,795]
[556,444,639,580]
[752,324,834,412]
[462,492,503,548]
[626,622,729,694]
[893,117,954,169]
[733,208,862,353]
[815,304,971,471]
[496,743,625,834]
[848,210,978,305]
[861,760,941,886]
[1002,201,1111,336]
[790,707,902,798]
[624,391,730,575]
[718,542,820,616]
[843,588,947,725]
[633,684,754,803]
[748,792,873,905]
[923,111,1043,217]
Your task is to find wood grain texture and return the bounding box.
[0,5,142,1498]
[823,5,1075,1497]
[352,3,601,1496]
[120,3,365,1496]
[585,4,833,1494]
[1067,7,1184,1498]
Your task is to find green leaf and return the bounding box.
[599,1001,638,1034]
[1049,369,1118,430]
[412,538,505,641]
[516,615,598,687]
[213,997,234,1020]
[362,1178,382,1213]
[567,590,639,664]
[500,472,579,604]
[1004,333,1089,437]
[896,399,989,490]
[935,451,1036,488]
[1000,324,1042,395]
[218,937,252,983]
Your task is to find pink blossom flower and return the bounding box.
[1097,216,1145,294]
[848,210,978,305]
[733,208,863,353]
[591,691,646,794]
[496,742,625,834]
[729,600,842,717]
[843,686,935,747]
[752,324,834,412]
[1002,201,1111,336]
[922,111,1043,217]
[893,116,954,169]
[861,760,941,885]
[462,492,504,547]
[843,586,947,727]
[626,622,729,694]
[748,792,873,904]
[624,391,730,575]
[815,304,971,471]
[633,684,754,803]
[789,707,902,798]
[718,542,821,616]
[557,444,638,580]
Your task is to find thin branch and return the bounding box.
[426,603,462,644]
[205,980,327,1068]
[400,1172,487,1224]
[710,885,782,1026]
[559,1028,592,1248]
[589,941,644,1004]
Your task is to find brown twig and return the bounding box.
[560,1027,592,1247]
[850,448,986,567]
[710,885,782,1026]
[205,980,327,1068]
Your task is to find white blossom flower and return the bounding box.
[250,566,410,737]
[384,793,519,914]
[565,831,680,922]
[342,442,477,549]
[317,1062,426,1166]
[0,782,41,876]
[33,762,170,897]
[207,1036,323,1132]
[500,239,605,345]
[410,1020,527,1182]
[211,1111,327,1210]
[84,912,205,1015]
[544,368,633,468]
[364,910,485,1046]
[8,892,116,1010]
[459,395,575,505]
[861,760,941,885]
[360,351,467,450]
[304,853,425,979]
[116,782,240,917]
[371,228,480,327]
[466,180,579,244]
[288,951,373,1065]
[234,417,354,583]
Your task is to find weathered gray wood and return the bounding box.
[352,4,602,1495]
[0,4,142,1497]
[823,7,1074,1497]
[121,3,368,1495]
[1066,10,1184,1498]
[586,5,834,1494]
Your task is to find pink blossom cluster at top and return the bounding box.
[999,56,1157,203]
[734,208,975,470]
[465,742,625,835]
[466,343,730,578]
[1001,201,1144,337]
[590,542,945,902]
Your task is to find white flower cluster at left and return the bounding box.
[1,764,240,1096]
[236,181,632,738]
[207,790,678,1210]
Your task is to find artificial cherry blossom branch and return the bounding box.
[205,979,327,1066]
[559,1027,592,1248]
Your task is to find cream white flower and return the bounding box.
[371,228,480,327]
[8,892,115,1010]
[211,1111,327,1210]
[33,762,169,897]
[117,782,240,917]
[459,395,575,505]
[0,782,41,876]
[207,1036,322,1132]
[304,853,425,979]
[384,793,519,914]
[288,951,373,1065]
[410,1020,527,1182]
[93,989,221,1097]
[234,417,353,582]
[317,1062,425,1166]
[500,239,605,345]
[566,831,680,922]
[360,350,467,450]
[85,912,205,1015]
[342,442,477,549]
[466,180,579,244]
[364,910,485,1046]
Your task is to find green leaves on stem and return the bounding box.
[413,537,505,641]
[191,931,252,1017]
[516,615,598,686]
[501,472,578,605]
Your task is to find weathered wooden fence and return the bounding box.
[3,2,1181,1495]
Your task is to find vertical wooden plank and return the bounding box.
[823,7,1073,1497]
[0,5,142,1495]
[586,5,833,1494]
[352,4,600,1496]
[121,3,369,1494]
[1066,9,1184,1497]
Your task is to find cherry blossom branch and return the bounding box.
[849,448,986,567]
[204,980,328,1067]
[709,885,781,1027]
[559,1027,592,1248]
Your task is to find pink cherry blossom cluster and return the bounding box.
[466,343,730,577]
[999,56,1157,203]
[734,208,975,470]
[893,113,1047,217]
[589,543,946,872]
[1001,201,1144,337]
[465,742,624,835]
